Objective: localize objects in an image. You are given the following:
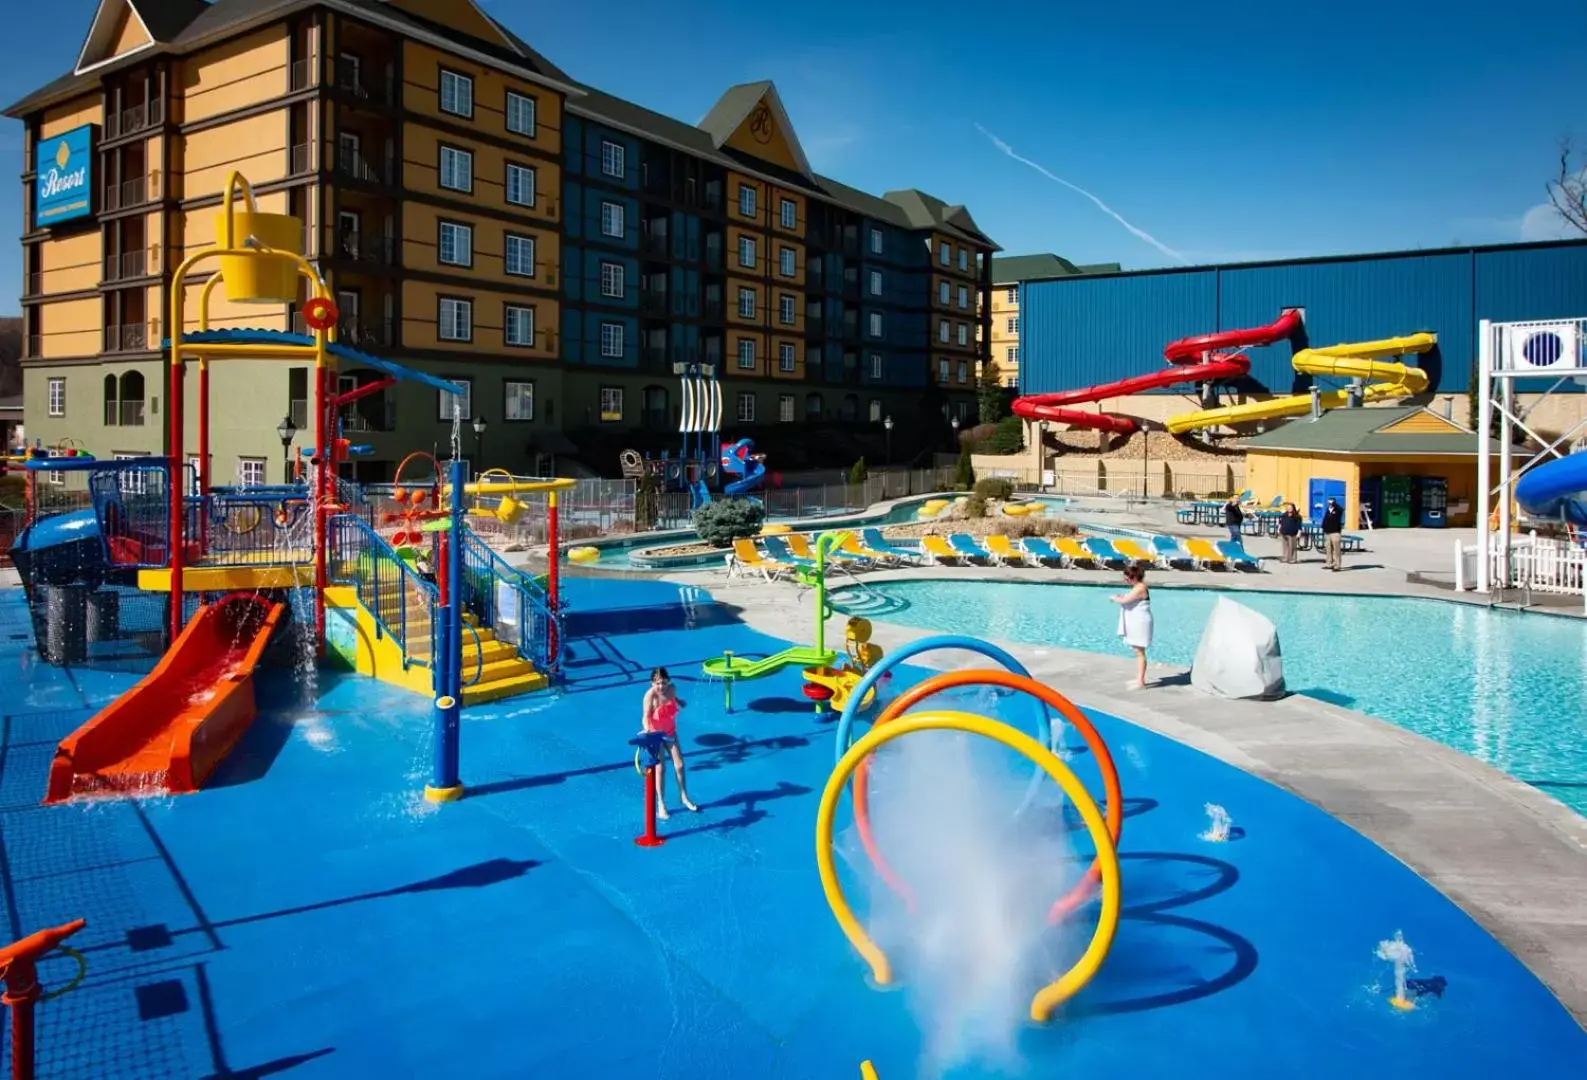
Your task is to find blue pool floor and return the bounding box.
[0,580,1582,1078]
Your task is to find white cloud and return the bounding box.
[1519,201,1577,242]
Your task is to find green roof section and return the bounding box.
[991,253,1119,284]
[1240,406,1500,456]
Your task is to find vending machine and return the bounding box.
[1418,476,1448,528]
[1381,475,1414,528]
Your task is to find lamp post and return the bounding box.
[472,414,488,469]
[950,414,960,450]
[883,415,894,468]
[1038,419,1050,491]
[277,414,297,484]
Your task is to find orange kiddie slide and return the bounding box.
[44,594,286,803]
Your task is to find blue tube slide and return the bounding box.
[1515,452,1587,527]
[719,438,767,496]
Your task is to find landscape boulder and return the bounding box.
[1190,597,1286,700]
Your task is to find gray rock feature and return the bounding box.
[1191,597,1286,700]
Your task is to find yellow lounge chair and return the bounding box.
[1111,537,1161,567]
[919,535,965,565]
[841,533,898,565]
[983,535,1028,565]
[1053,536,1097,567]
[1183,537,1229,569]
[731,538,792,580]
[787,533,869,567]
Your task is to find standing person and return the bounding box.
[1278,502,1303,564]
[1320,497,1345,571]
[641,667,699,818]
[1223,495,1245,546]
[1109,563,1153,690]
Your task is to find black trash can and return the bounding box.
[86,590,121,644]
[41,584,89,665]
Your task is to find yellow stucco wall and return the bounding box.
[402,124,562,226]
[179,110,291,198]
[39,231,102,294]
[400,202,560,290]
[1245,451,1360,526]
[41,97,101,139]
[401,41,564,158]
[177,26,291,124]
[400,280,557,359]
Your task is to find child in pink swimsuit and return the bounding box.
[642,667,698,818]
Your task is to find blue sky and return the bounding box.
[3,0,1585,314]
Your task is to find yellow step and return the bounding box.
[465,656,536,684]
[462,668,548,705]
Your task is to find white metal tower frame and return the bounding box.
[1474,316,1587,592]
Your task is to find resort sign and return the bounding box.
[35,125,95,227]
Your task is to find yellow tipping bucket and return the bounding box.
[213,210,303,303]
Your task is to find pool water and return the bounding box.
[832,580,1587,817]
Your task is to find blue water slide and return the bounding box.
[719,437,767,496]
[1515,452,1587,527]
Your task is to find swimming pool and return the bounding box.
[831,580,1587,817]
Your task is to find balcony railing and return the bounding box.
[102,99,163,140]
[703,300,723,322]
[639,291,668,317]
[290,143,314,176]
[104,250,149,282]
[104,324,149,352]
[103,400,147,427]
[24,273,41,297]
[334,58,396,106]
[335,150,385,186]
[641,346,668,369]
[291,314,395,350]
[289,399,309,430]
[640,233,668,258]
[101,178,148,212]
[333,229,396,265]
[289,59,315,92]
[339,399,396,433]
[26,335,42,359]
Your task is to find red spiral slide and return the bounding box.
[1012,308,1303,435]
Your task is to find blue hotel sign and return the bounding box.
[35,125,95,227]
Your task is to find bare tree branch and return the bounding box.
[1547,138,1587,236]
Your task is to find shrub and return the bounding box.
[972,477,1015,501]
[848,456,868,485]
[965,494,988,518]
[692,498,765,548]
[953,446,975,490]
[989,416,1025,455]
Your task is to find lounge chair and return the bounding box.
[787,532,869,568]
[919,535,966,565]
[761,536,817,568]
[948,533,994,564]
[983,534,1029,565]
[840,532,897,565]
[1182,537,1230,569]
[730,538,791,581]
[1216,539,1263,571]
[860,528,921,564]
[1110,536,1161,567]
[1082,537,1129,569]
[1020,536,1068,566]
[1151,535,1196,569]
[1054,536,1099,567]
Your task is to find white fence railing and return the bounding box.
[1455,533,1587,611]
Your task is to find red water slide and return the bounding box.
[1011,308,1303,435]
[43,594,285,803]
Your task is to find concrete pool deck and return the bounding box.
[680,569,1587,1026]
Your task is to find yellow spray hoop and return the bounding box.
[815,710,1121,1022]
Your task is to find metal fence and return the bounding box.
[459,525,559,674]
[328,514,436,672]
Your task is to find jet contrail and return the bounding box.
[974,123,1189,265]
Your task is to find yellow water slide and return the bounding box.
[1164,332,1436,434]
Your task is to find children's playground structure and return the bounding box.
[7,171,574,807]
[619,362,769,509]
[1012,307,1437,437]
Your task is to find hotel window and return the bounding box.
[737,338,756,370]
[504,304,535,347]
[737,392,756,423]
[1006,285,1019,302]
[738,236,757,269]
[600,200,625,238]
[438,378,472,420]
[599,386,623,422]
[779,342,796,372]
[601,140,626,178]
[778,394,795,422]
[958,285,969,308]
[504,234,536,277]
[869,312,883,337]
[938,241,950,266]
[47,377,64,416]
[938,358,950,380]
[599,321,625,358]
[236,457,267,488]
[779,198,797,229]
[957,323,968,346]
[869,353,882,379]
[938,321,950,343]
[738,183,757,218]
[958,360,969,383]
[438,221,472,266]
[938,281,950,304]
[505,163,536,207]
[957,248,969,272]
[439,69,474,118]
[438,298,472,342]
[599,261,625,298]
[779,246,795,277]
[869,228,883,254]
[1007,316,1018,333]
[737,288,757,320]
[439,146,473,192]
[869,270,882,296]
[779,294,796,325]
[506,91,537,137]
[868,399,882,422]
[1007,346,1018,364]
[504,380,535,420]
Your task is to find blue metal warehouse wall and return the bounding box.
[1019,240,1587,397]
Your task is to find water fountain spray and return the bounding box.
[1200,803,1232,842]
[1376,930,1417,1011]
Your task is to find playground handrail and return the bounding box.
[459,524,563,675]
[328,513,438,671]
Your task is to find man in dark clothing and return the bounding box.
[1277,502,1303,563]
[1223,496,1244,545]
[1320,497,1345,571]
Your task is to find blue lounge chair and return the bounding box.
[1020,536,1068,566]
[1083,537,1129,568]
[1150,534,1196,568]
[948,533,993,563]
[1215,539,1262,571]
[762,536,817,568]
[860,528,921,563]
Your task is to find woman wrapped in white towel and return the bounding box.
[1109,562,1153,690]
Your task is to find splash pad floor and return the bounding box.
[0,580,1581,1078]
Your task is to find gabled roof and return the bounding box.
[76,0,209,74]
[991,253,1120,283]
[880,188,995,247]
[696,80,813,180]
[1240,406,1500,456]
